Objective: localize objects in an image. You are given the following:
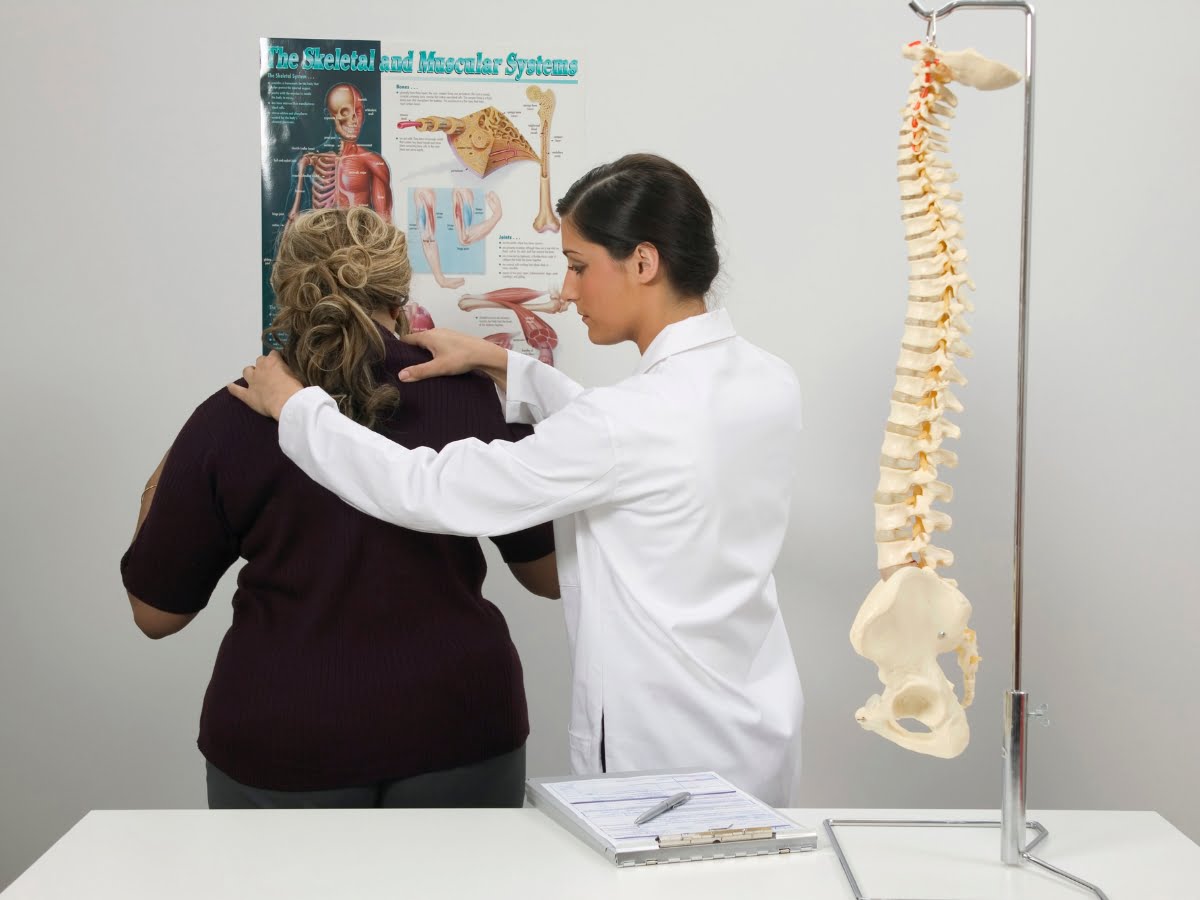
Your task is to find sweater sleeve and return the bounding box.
[120,407,240,614]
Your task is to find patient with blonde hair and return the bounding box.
[121,206,557,809]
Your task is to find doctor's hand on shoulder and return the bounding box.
[398,328,509,387]
[228,351,303,421]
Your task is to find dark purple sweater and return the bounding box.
[121,328,554,791]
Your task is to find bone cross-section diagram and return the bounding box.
[399,106,539,174]
[398,92,560,233]
[850,41,1019,759]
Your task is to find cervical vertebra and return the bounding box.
[851,41,1018,758]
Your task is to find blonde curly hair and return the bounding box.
[265,206,412,428]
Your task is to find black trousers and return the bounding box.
[206,744,526,809]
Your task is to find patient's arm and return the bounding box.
[125,449,201,639]
[507,551,560,599]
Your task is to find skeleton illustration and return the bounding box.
[526,87,561,233]
[458,286,567,366]
[289,84,393,223]
[850,42,1019,758]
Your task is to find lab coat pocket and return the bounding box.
[567,728,600,776]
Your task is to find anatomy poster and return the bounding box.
[259,37,586,365]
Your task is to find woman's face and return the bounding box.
[559,218,642,346]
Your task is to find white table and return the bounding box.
[4,808,1197,899]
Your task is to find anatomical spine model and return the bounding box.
[397,91,561,234]
[850,42,1020,758]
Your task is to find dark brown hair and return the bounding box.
[557,153,719,299]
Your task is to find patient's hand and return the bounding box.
[228,351,304,420]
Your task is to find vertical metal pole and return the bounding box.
[1001,690,1028,862]
[1010,2,1036,704]
[894,12,1104,896]
[1003,3,1036,865]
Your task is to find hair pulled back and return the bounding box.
[556,153,719,299]
[266,206,411,428]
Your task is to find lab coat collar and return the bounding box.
[634,308,736,375]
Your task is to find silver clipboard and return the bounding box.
[526,768,818,867]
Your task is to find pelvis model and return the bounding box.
[850,41,1019,758]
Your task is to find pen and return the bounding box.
[633,791,692,826]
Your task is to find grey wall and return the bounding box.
[2,0,1196,888]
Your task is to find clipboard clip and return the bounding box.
[657,826,776,848]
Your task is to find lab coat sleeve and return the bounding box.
[499,350,586,425]
[278,386,620,536]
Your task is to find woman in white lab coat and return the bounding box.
[233,154,805,805]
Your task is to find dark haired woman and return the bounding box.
[122,206,558,809]
[232,155,805,805]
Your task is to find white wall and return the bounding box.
[2,0,1197,888]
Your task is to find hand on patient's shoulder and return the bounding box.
[227,350,304,421]
[398,328,506,384]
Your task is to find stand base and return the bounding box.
[823,818,1109,899]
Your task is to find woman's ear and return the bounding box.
[632,242,661,284]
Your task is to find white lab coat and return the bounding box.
[278,309,805,805]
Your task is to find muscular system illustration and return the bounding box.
[413,188,464,290]
[290,84,393,223]
[457,286,567,365]
[404,302,435,333]
[453,188,503,244]
[849,41,1020,759]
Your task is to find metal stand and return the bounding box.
[824,3,1109,898]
